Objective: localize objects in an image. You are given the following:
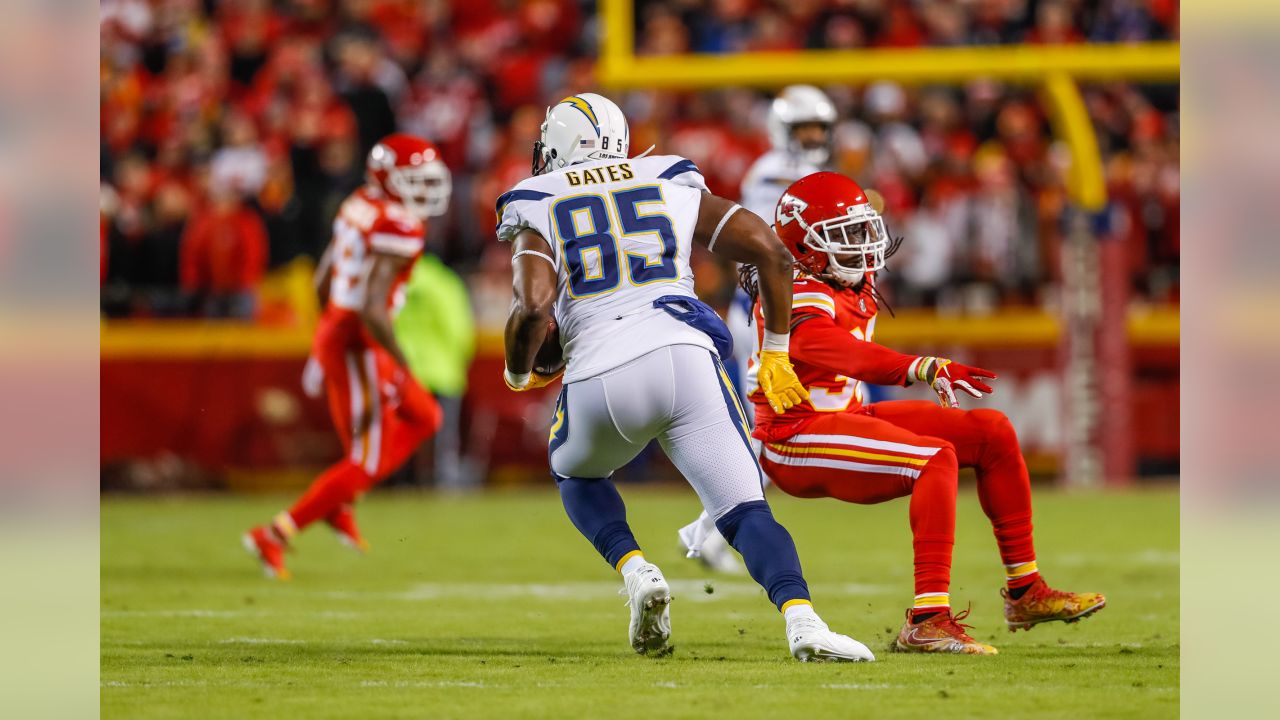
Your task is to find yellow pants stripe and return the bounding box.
[769,442,932,468]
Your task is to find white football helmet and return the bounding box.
[533,93,630,175]
[767,85,837,167]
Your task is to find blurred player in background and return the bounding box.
[499,93,873,662]
[736,171,1105,655]
[680,85,836,574]
[394,252,478,491]
[740,85,837,221]
[244,134,450,579]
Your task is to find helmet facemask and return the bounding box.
[788,121,834,167]
[788,204,888,287]
[387,161,451,219]
[531,137,555,176]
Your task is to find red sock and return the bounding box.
[282,460,371,534]
[910,446,958,619]
[969,410,1038,568]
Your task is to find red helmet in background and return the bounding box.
[773,171,888,287]
[366,133,452,220]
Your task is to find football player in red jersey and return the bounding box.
[736,172,1105,654]
[244,134,448,579]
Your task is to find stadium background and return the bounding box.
[98,0,1180,493]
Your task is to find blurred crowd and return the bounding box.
[100,0,1179,319]
[635,0,1179,52]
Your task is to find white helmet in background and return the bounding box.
[767,85,837,167]
[533,93,631,175]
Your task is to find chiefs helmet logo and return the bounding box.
[776,193,808,226]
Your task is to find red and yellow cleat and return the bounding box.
[894,608,998,655]
[242,526,290,580]
[1002,578,1106,632]
[326,504,369,552]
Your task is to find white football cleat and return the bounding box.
[787,613,875,662]
[623,562,673,656]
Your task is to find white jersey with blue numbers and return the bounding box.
[497,155,715,383]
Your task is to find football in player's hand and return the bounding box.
[534,318,566,375]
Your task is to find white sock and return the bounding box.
[783,602,818,622]
[619,554,647,576]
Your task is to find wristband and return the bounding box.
[908,356,943,384]
[907,356,925,383]
[761,330,790,353]
[504,368,531,390]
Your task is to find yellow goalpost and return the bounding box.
[597,0,1179,486]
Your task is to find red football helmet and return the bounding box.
[366,133,452,220]
[773,171,888,287]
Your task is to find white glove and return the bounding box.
[301,355,325,399]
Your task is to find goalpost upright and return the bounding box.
[596,0,1180,486]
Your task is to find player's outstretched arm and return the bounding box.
[360,252,413,369]
[503,229,560,391]
[693,193,809,413]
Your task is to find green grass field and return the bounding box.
[102,486,1178,719]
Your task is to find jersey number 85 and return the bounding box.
[552,185,678,298]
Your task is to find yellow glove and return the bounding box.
[757,349,810,414]
[503,367,564,392]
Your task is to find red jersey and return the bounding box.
[747,274,919,442]
[326,187,425,317]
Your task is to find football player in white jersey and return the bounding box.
[680,85,838,574]
[497,93,873,662]
[740,85,837,220]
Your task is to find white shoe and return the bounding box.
[787,613,876,662]
[623,563,673,656]
[678,517,745,575]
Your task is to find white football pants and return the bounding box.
[548,344,765,520]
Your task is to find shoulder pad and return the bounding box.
[791,278,837,318]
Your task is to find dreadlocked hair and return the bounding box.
[866,221,905,317]
[884,229,905,261]
[738,264,761,324]
[738,222,906,322]
[866,278,896,318]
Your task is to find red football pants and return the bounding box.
[759,400,1035,598]
[287,338,442,531]
[318,343,441,478]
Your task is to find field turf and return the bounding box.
[102,486,1178,718]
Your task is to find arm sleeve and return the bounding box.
[495,187,553,242]
[790,312,918,387]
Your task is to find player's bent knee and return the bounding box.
[925,444,960,478]
[970,408,1020,449]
